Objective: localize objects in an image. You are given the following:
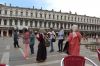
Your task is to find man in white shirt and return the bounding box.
[49,28,56,52]
[57,27,64,52]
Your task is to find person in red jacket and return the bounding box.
[68,25,82,56]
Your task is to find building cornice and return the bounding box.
[0,3,100,19]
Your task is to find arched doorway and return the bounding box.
[3,31,7,37]
[9,30,13,37]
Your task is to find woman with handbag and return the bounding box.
[36,29,47,62]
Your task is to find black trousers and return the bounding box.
[30,44,34,54]
[14,40,20,48]
[58,39,64,52]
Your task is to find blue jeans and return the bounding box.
[50,39,54,51]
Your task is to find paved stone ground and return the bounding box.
[0,37,99,66]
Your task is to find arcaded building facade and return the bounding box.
[0,4,100,37]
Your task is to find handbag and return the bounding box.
[45,39,50,47]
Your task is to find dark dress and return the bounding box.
[36,33,47,62]
[63,41,69,54]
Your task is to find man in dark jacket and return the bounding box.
[13,30,20,48]
[29,31,35,54]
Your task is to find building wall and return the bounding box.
[0,4,100,37]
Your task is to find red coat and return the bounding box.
[68,32,82,56]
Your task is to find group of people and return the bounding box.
[13,24,82,62]
[13,28,35,59]
[57,25,82,56]
[13,28,48,62]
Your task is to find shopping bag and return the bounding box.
[45,39,50,47]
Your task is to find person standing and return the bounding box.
[23,28,30,59]
[68,25,82,56]
[29,30,35,54]
[49,28,56,52]
[13,30,20,48]
[57,27,64,52]
[36,29,47,62]
[63,29,72,54]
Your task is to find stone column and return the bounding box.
[88,26,90,30]
[62,23,64,29]
[1,30,3,37]
[12,19,15,26]
[23,20,25,27]
[59,23,61,29]
[7,30,9,37]
[18,20,20,27]
[42,21,44,28]
[79,25,81,30]
[70,24,72,29]
[66,24,68,29]
[90,26,91,30]
[1,19,4,26]
[33,21,35,27]
[83,25,84,30]
[89,26,90,30]
[7,19,9,26]
[46,22,48,28]
[96,26,97,31]
[50,22,53,28]
[37,21,40,28]
[54,23,57,29]
[1,10,4,16]
[90,26,92,30]
[85,26,87,30]
[93,26,95,31]
[28,20,30,27]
